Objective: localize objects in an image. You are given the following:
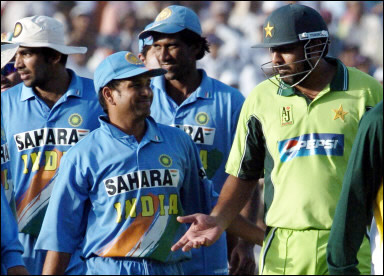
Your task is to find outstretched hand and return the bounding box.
[171,213,225,252]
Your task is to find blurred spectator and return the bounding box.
[2,1,381,88]
[337,1,383,67]
[52,1,76,39]
[320,8,344,59]
[373,67,383,84]
[66,3,98,78]
[197,34,225,80]
[1,1,55,32]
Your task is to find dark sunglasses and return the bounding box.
[1,62,17,76]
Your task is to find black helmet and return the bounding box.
[253,4,328,48]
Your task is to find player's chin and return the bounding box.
[164,71,179,81]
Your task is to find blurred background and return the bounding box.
[1,1,383,97]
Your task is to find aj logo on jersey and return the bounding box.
[281,105,294,126]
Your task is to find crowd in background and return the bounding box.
[1,1,383,97]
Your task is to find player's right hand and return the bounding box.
[171,213,225,252]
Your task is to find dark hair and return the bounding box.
[98,79,124,114]
[41,47,68,65]
[149,29,210,60]
[178,29,210,60]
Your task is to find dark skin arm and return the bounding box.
[7,266,29,275]
[42,251,71,275]
[172,175,261,252]
[228,185,262,275]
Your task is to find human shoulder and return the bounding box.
[68,70,97,100]
[1,82,23,100]
[361,101,383,126]
[205,72,245,101]
[347,66,382,91]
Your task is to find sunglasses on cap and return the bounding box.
[1,62,17,76]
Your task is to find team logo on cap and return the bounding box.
[332,105,348,122]
[68,113,83,127]
[125,52,143,65]
[159,154,172,167]
[195,112,209,125]
[264,22,274,38]
[155,7,172,22]
[281,105,293,126]
[13,22,23,38]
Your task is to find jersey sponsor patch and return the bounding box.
[280,105,294,126]
[172,124,215,145]
[104,169,180,197]
[14,128,90,152]
[278,133,344,162]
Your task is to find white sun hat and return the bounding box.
[1,43,19,69]
[10,15,87,55]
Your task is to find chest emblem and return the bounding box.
[159,154,172,167]
[68,113,83,127]
[195,112,209,125]
[333,105,348,122]
[281,105,294,126]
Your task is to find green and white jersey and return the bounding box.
[226,58,383,230]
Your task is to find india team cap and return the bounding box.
[138,22,154,53]
[10,15,87,55]
[138,5,202,39]
[93,51,166,92]
[252,4,328,48]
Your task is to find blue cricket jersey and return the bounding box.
[1,115,15,213]
[1,185,25,275]
[150,69,245,275]
[1,69,104,237]
[35,116,217,264]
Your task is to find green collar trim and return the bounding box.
[277,57,349,97]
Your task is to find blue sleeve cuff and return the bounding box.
[2,251,25,270]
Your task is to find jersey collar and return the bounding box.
[99,116,163,143]
[277,57,349,97]
[151,69,213,100]
[20,69,84,102]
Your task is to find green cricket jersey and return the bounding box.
[327,100,383,275]
[226,57,383,230]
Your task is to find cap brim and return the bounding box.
[8,41,87,55]
[251,39,300,48]
[115,67,167,81]
[1,43,19,69]
[139,23,185,39]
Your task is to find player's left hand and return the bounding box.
[229,239,256,275]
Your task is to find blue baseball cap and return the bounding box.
[138,22,154,53]
[94,51,166,92]
[138,5,202,40]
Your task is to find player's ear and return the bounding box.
[102,86,116,107]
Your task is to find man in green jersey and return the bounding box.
[171,3,383,275]
[327,101,383,275]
